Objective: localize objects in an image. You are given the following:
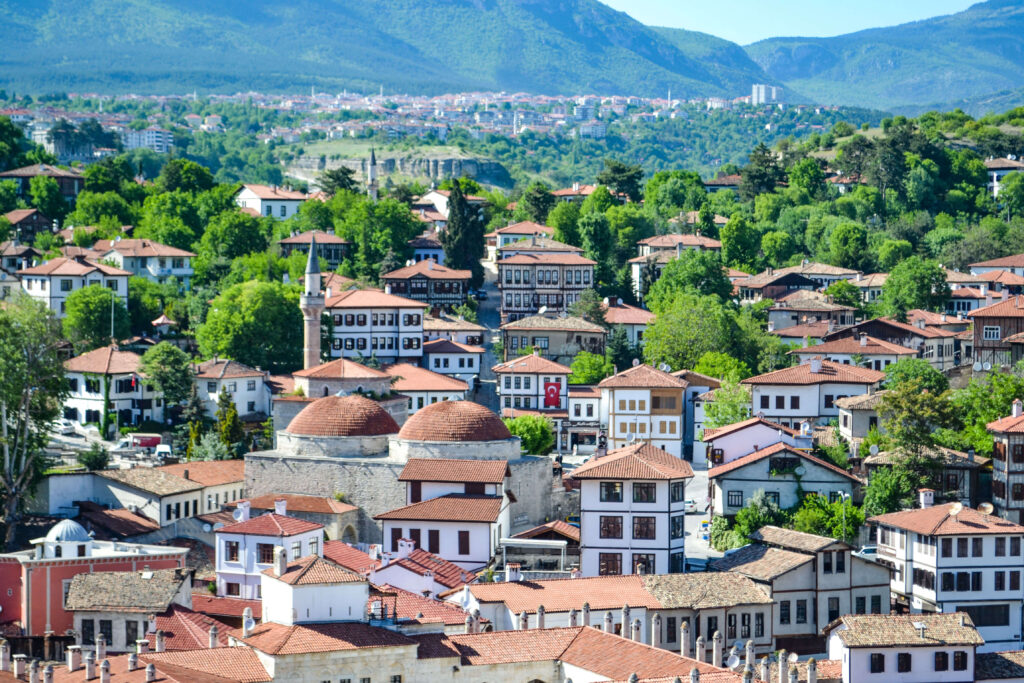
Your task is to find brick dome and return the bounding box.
[397,400,512,442]
[287,395,398,437]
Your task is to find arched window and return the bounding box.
[54,545,62,558]
[322,386,329,397]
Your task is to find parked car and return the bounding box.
[472,288,489,300]
[853,545,878,561]
[53,419,76,436]
[685,558,708,572]
[683,499,698,514]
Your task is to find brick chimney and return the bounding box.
[919,488,934,509]
[274,546,288,577]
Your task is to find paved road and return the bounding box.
[472,260,502,414]
[684,463,723,562]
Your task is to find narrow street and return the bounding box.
[473,260,502,414]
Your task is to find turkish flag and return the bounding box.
[544,382,560,408]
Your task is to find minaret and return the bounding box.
[300,235,325,370]
[367,147,379,201]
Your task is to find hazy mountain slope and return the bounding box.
[745,0,1024,112]
[650,26,773,97]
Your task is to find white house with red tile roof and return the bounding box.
[234,184,307,219]
[63,344,164,429]
[823,317,961,371]
[493,351,571,414]
[972,253,1024,278]
[18,255,130,317]
[325,288,427,362]
[702,416,813,467]
[193,357,271,421]
[370,540,479,597]
[707,443,858,516]
[421,338,485,389]
[373,583,476,633]
[261,553,368,626]
[571,443,694,577]
[567,385,602,455]
[599,364,688,457]
[870,499,1024,652]
[741,357,885,428]
[215,500,325,600]
[94,238,196,287]
[790,332,918,371]
[485,220,554,259]
[603,296,655,347]
[383,362,468,415]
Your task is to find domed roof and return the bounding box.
[398,400,512,442]
[45,518,91,543]
[287,395,399,437]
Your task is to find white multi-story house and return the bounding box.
[120,127,173,153]
[497,241,596,323]
[603,296,655,347]
[984,157,1024,197]
[193,358,272,420]
[790,333,917,371]
[261,552,368,627]
[95,239,196,288]
[421,338,484,389]
[375,459,512,571]
[566,385,602,455]
[63,345,164,429]
[971,253,1024,278]
[708,442,859,516]
[987,399,1024,525]
[485,220,553,259]
[325,288,428,363]
[215,499,325,600]
[702,416,813,467]
[493,352,570,413]
[383,362,468,415]
[599,364,687,458]
[18,256,130,317]
[234,184,306,219]
[870,495,1024,652]
[825,612,983,682]
[572,443,694,576]
[714,526,892,656]
[741,357,885,428]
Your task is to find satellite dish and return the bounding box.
[538,306,548,315]
[212,523,224,530]
[243,617,256,632]
[979,502,995,514]
[973,362,983,372]
[232,509,245,522]
[202,523,212,532]
[631,358,640,367]
[869,444,879,455]
[788,652,799,664]
[726,655,741,670]
[984,362,993,371]
[733,640,745,651]
[794,466,806,475]
[950,502,964,517]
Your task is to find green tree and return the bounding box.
[760,231,795,267]
[197,281,302,373]
[193,432,231,461]
[792,494,863,543]
[438,181,485,288]
[863,464,917,516]
[215,388,245,451]
[194,211,269,285]
[702,378,751,430]
[63,191,135,227]
[596,159,644,203]
[605,325,640,371]
[519,182,556,224]
[878,379,956,455]
[157,158,215,194]
[881,256,950,320]
[62,285,130,353]
[578,212,613,283]
[76,443,110,471]
[824,280,863,309]
[567,288,607,327]
[877,239,913,271]
[733,489,784,539]
[180,384,206,461]
[548,201,581,246]
[0,180,19,214]
[127,277,172,334]
[643,294,739,371]
[739,143,783,200]
[720,213,759,269]
[318,167,358,195]
[645,249,733,313]
[1000,172,1024,219]
[139,342,193,406]
[29,175,68,221]
[568,351,614,384]
[0,295,68,547]
[884,358,949,394]
[787,158,826,198]
[580,185,615,215]
[694,352,751,381]
[827,222,869,270]
[503,414,555,455]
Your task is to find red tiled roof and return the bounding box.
[789,335,917,356]
[949,287,987,299]
[3,208,42,224]
[399,458,509,484]
[491,221,554,235]
[240,620,413,655]
[98,238,195,258]
[146,604,233,651]
[286,395,399,437]
[383,362,469,392]
[492,354,572,374]
[239,184,306,200]
[970,295,1024,318]
[672,369,722,388]
[703,173,742,186]
[216,512,323,536]
[571,443,694,481]
[323,540,381,573]
[702,416,799,442]
[512,519,580,543]
[326,288,428,309]
[64,345,142,375]
[741,359,884,386]
[708,442,859,482]
[0,163,81,178]
[873,317,957,338]
[75,500,160,538]
[770,321,833,340]
[973,270,1024,285]
[636,233,722,249]
[374,494,502,523]
[230,494,357,515]
[397,400,512,441]
[464,575,660,614]
[422,338,485,354]
[190,595,261,620]
[262,554,364,585]
[292,357,390,379]
[384,548,477,589]
[553,184,598,197]
[382,260,471,280]
[988,411,1024,433]
[18,256,131,277]
[569,385,601,397]
[375,583,475,625]
[139,648,270,682]
[603,302,655,326]
[598,364,687,388]
[193,358,263,379]
[277,229,349,244]
[870,502,1024,536]
[159,460,244,487]
[498,252,595,265]
[972,253,1024,268]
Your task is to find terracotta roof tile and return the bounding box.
[741,359,884,386]
[512,520,581,543]
[323,540,381,573]
[671,369,722,388]
[971,295,1024,318]
[988,411,1024,433]
[641,573,772,609]
[230,494,357,515]
[158,460,244,487]
[382,260,471,280]
[0,163,82,178]
[65,345,142,375]
[702,417,799,442]
[711,544,813,580]
[100,239,196,258]
[292,357,390,379]
[790,335,917,356]
[397,400,512,441]
[399,458,509,483]
[262,554,365,585]
[462,574,660,614]
[571,443,694,481]
[603,301,656,325]
[569,385,601,397]
[75,501,160,538]
[752,525,848,553]
[286,394,399,436]
[18,255,131,277]
[141,647,270,681]
[386,548,477,588]
[707,442,859,482]
[636,233,722,249]
[190,595,261,620]
[326,288,428,309]
[239,620,413,655]
[491,221,553,236]
[422,338,485,354]
[146,604,233,651]
[972,253,1024,269]
[239,184,306,200]
[770,321,833,340]
[869,502,1024,536]
[598,364,687,388]
[827,612,984,648]
[383,362,469,392]
[374,583,474,625]
[374,494,502,523]
[973,270,1024,285]
[277,229,349,245]
[216,512,323,536]
[3,208,42,224]
[498,252,595,265]
[492,354,572,374]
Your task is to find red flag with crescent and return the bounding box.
[544,382,560,407]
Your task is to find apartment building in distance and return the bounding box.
[870,495,1024,652]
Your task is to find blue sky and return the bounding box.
[600,0,979,44]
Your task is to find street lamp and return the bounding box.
[839,491,852,544]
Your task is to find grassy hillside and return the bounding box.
[744,0,1024,113]
[0,0,766,98]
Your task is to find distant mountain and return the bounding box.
[0,0,767,98]
[745,0,1024,113]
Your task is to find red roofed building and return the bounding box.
[970,295,1024,366]
[988,399,1024,524]
[324,288,428,363]
[18,255,130,317]
[497,234,595,322]
[0,163,83,204]
[277,230,350,270]
[570,443,694,576]
[234,184,307,219]
[822,316,960,371]
[598,364,688,457]
[602,295,655,347]
[421,338,485,389]
[229,494,359,544]
[381,259,472,308]
[2,207,50,243]
[790,332,918,371]
[370,543,479,598]
[63,344,164,428]
[383,362,468,415]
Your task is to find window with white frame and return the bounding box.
[984,326,1002,340]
